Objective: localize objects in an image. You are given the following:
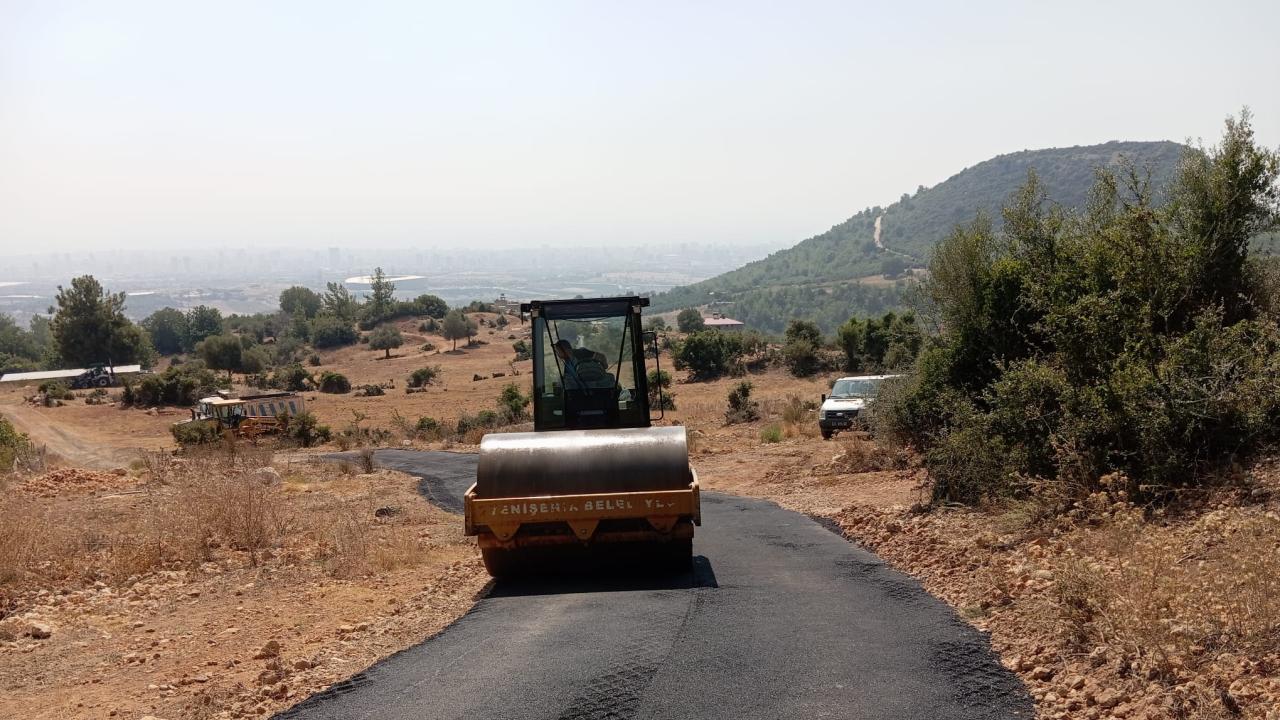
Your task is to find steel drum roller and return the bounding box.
[476,426,691,498]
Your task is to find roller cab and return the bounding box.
[463,296,699,577]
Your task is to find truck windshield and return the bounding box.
[830,378,883,398]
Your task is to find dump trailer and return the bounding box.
[464,296,700,577]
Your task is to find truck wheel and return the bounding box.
[96,377,110,387]
[821,428,833,440]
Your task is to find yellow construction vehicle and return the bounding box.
[464,296,700,576]
[180,391,305,440]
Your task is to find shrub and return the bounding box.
[171,420,224,446]
[782,338,820,377]
[414,416,443,440]
[497,383,530,424]
[647,368,676,410]
[420,317,439,333]
[407,366,441,388]
[357,384,385,397]
[0,416,35,473]
[308,353,322,367]
[512,339,531,361]
[284,411,331,447]
[673,331,745,380]
[310,316,359,348]
[725,381,759,424]
[132,364,219,407]
[760,423,783,443]
[317,371,351,394]
[456,410,499,436]
[38,381,72,400]
[883,114,1280,506]
[420,341,436,352]
[271,363,312,392]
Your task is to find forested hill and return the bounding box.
[652,140,1187,333]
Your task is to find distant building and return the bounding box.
[494,293,521,315]
[703,313,744,331]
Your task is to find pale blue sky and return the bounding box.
[2,0,1277,251]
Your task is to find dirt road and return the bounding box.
[1,403,139,469]
[278,450,1031,720]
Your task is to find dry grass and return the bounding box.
[1052,504,1280,685]
[831,435,909,474]
[0,495,47,590]
[1,444,434,596]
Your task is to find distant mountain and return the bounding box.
[652,141,1187,333]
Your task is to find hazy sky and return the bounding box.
[2,0,1277,252]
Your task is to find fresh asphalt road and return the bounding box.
[281,450,1031,720]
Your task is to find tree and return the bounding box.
[310,316,358,348]
[141,308,188,356]
[676,308,705,333]
[645,316,668,332]
[366,267,396,320]
[279,286,322,318]
[0,313,42,364]
[408,365,441,388]
[196,334,243,380]
[673,330,744,380]
[50,275,152,366]
[185,306,224,350]
[441,310,471,351]
[414,294,448,318]
[322,282,359,322]
[784,319,822,346]
[464,314,480,346]
[240,346,269,375]
[368,325,403,359]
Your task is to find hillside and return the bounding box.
[653,141,1187,332]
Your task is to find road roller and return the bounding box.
[463,296,700,577]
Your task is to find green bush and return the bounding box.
[456,410,499,435]
[725,381,759,424]
[414,416,443,439]
[647,368,676,411]
[38,381,72,400]
[0,416,34,472]
[497,383,530,424]
[882,114,1280,506]
[284,411,331,447]
[358,384,385,397]
[132,364,219,407]
[512,339,531,361]
[408,366,441,388]
[674,331,746,380]
[271,364,312,392]
[317,371,351,394]
[308,353,322,367]
[310,316,359,348]
[171,420,223,446]
[760,423,783,443]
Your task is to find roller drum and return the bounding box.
[476,426,691,498]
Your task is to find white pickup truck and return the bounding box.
[818,374,900,440]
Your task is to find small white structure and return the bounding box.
[0,364,143,383]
